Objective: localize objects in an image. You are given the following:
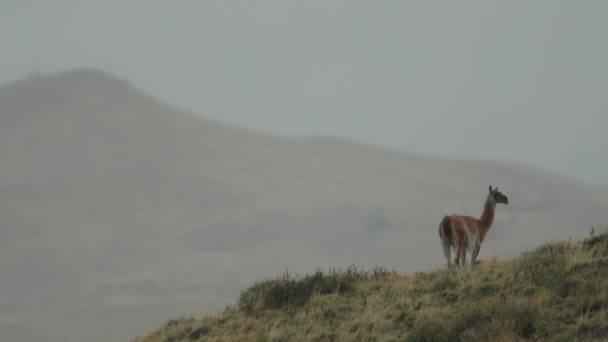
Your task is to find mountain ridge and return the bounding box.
[0,69,596,180]
[0,68,602,189]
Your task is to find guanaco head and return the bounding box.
[489,185,509,204]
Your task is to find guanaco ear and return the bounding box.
[489,185,493,193]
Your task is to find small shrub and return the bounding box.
[570,258,608,276]
[408,314,452,342]
[533,240,575,255]
[432,277,458,292]
[409,286,424,297]
[577,319,608,340]
[581,230,608,257]
[165,319,181,327]
[459,319,511,341]
[473,282,500,298]
[370,266,395,280]
[239,266,386,313]
[255,334,269,342]
[408,306,491,342]
[516,251,568,292]
[498,302,538,339]
[452,305,492,337]
[572,295,608,315]
[271,337,290,342]
[558,279,580,298]
[312,331,338,342]
[393,309,416,328]
[187,326,210,340]
[320,302,338,321]
[508,285,538,298]
[552,327,577,342]
[435,290,458,304]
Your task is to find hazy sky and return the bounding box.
[1,1,607,184]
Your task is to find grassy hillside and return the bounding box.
[136,230,608,341]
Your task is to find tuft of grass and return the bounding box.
[472,281,500,298]
[431,276,458,292]
[582,228,608,257]
[516,242,570,292]
[576,312,608,340]
[239,265,393,313]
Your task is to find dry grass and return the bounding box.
[135,231,608,341]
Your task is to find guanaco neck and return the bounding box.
[478,195,496,241]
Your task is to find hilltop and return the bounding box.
[137,230,608,341]
[1,69,607,342]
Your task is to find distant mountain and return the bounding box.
[1,69,606,342]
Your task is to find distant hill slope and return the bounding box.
[136,231,608,341]
[0,69,606,342]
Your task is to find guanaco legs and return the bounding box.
[439,186,508,270]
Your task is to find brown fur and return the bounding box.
[439,186,508,270]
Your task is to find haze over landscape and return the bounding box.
[2,1,608,185]
[1,1,607,342]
